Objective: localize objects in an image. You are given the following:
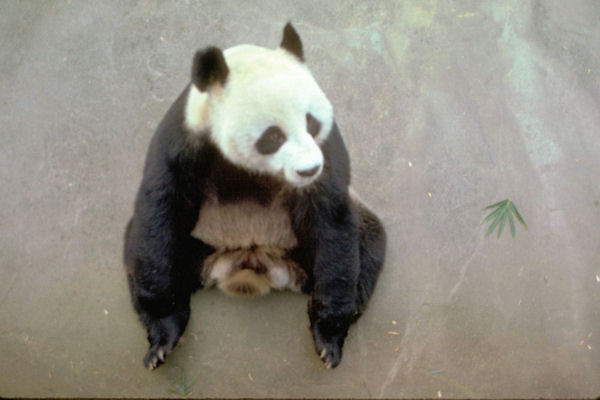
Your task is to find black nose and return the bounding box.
[297,165,320,178]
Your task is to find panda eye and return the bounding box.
[306,113,321,138]
[255,126,286,155]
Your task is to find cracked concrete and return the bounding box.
[1,1,599,398]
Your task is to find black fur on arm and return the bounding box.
[124,88,214,369]
[289,123,360,368]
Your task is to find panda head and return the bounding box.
[185,23,333,188]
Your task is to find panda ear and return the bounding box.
[280,22,304,62]
[191,46,229,92]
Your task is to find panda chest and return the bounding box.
[191,196,297,250]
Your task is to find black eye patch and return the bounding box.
[306,113,322,137]
[255,126,286,155]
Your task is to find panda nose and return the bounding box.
[297,165,320,178]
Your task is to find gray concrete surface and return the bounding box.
[1,0,599,398]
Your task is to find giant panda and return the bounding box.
[124,23,386,370]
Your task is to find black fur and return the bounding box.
[280,22,304,61]
[306,113,322,137]
[255,126,287,155]
[124,26,385,371]
[191,47,229,91]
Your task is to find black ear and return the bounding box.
[280,22,304,62]
[191,47,229,91]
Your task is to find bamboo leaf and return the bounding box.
[483,199,527,238]
[497,210,507,238]
[169,367,195,397]
[481,205,504,224]
[510,202,528,230]
[507,207,516,238]
[484,199,507,210]
[486,211,503,236]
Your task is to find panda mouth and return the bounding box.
[283,166,322,188]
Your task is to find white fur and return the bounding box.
[185,86,209,131]
[207,252,236,282]
[185,44,334,187]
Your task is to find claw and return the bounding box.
[320,349,327,359]
[147,358,157,370]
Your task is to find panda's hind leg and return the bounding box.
[308,201,386,369]
[355,201,386,316]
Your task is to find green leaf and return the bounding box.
[508,207,516,238]
[509,202,528,230]
[497,210,507,238]
[486,211,503,236]
[482,199,527,238]
[169,367,195,397]
[481,205,503,224]
[484,199,508,210]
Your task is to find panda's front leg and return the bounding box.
[307,203,361,369]
[124,169,206,370]
[126,225,197,370]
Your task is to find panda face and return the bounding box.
[185,43,333,188]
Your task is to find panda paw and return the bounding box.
[143,314,185,370]
[310,322,345,369]
[144,343,174,370]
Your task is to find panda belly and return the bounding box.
[190,196,307,296]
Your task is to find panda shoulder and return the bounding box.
[321,122,351,189]
[144,86,214,175]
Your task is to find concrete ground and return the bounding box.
[1,1,599,398]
